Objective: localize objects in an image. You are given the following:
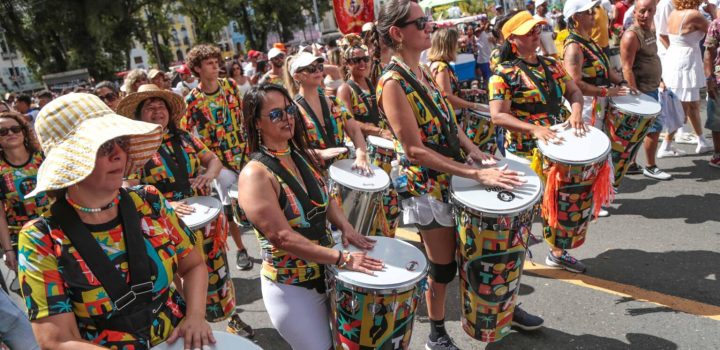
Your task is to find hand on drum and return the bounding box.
[317,147,348,160]
[474,164,526,190]
[466,148,498,167]
[166,315,216,349]
[561,113,588,137]
[341,226,376,250]
[189,174,213,192]
[351,155,374,176]
[532,125,563,145]
[170,201,196,217]
[608,86,632,97]
[345,251,385,276]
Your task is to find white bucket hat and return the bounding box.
[27,93,163,197]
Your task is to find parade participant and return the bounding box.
[117,84,255,338]
[259,48,286,86]
[704,13,720,168]
[535,0,558,57]
[564,0,631,130]
[620,0,673,180]
[14,94,38,124]
[337,34,391,138]
[238,84,382,350]
[18,93,214,349]
[173,64,199,97]
[35,90,53,109]
[122,68,149,95]
[94,81,120,111]
[374,2,527,348]
[227,60,253,97]
[181,45,256,284]
[0,112,49,276]
[285,52,372,172]
[488,11,587,271]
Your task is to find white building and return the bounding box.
[0,30,43,93]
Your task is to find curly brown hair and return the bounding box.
[0,111,41,154]
[672,0,703,10]
[186,44,222,78]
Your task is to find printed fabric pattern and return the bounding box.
[0,151,50,241]
[300,95,353,163]
[430,60,460,97]
[564,31,611,86]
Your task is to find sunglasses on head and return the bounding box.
[266,104,299,124]
[98,136,131,157]
[347,56,370,64]
[0,125,22,136]
[99,92,118,102]
[299,63,324,74]
[399,16,432,31]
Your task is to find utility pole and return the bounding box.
[312,0,322,41]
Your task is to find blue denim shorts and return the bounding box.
[644,90,663,133]
[706,89,720,132]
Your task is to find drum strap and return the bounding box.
[156,133,192,196]
[295,94,338,148]
[386,62,464,162]
[252,151,328,241]
[347,78,380,125]
[515,58,561,118]
[51,189,157,338]
[566,31,611,86]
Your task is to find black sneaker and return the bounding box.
[425,335,460,350]
[545,251,587,273]
[236,249,253,271]
[512,305,544,331]
[227,314,255,338]
[625,163,643,175]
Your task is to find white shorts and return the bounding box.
[214,167,238,206]
[261,277,333,350]
[582,95,608,130]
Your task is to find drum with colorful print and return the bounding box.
[463,108,497,155]
[326,236,428,350]
[537,125,614,250]
[366,135,400,238]
[179,196,223,230]
[606,93,661,186]
[329,159,390,235]
[451,157,542,342]
[151,330,262,349]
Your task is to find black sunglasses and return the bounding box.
[399,16,431,31]
[99,92,118,102]
[98,136,131,157]
[347,56,370,64]
[0,125,22,136]
[299,63,324,74]
[266,104,299,124]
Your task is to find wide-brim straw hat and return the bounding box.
[27,93,163,197]
[116,84,187,124]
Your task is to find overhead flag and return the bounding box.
[333,0,375,34]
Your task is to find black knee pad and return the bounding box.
[427,260,458,284]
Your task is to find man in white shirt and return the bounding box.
[474,15,494,86]
[534,0,558,56]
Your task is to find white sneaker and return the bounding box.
[597,209,610,217]
[643,166,672,180]
[674,133,698,144]
[696,143,713,154]
[657,147,686,158]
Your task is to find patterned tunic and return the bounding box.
[430,60,460,97]
[298,94,353,165]
[181,78,247,172]
[0,151,50,248]
[488,56,571,157]
[377,57,462,202]
[130,131,235,322]
[19,186,195,349]
[564,31,611,87]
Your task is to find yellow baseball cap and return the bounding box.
[502,11,547,39]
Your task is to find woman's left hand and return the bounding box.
[166,315,216,349]
[190,173,214,191]
[564,112,587,137]
[466,148,498,167]
[341,226,376,250]
[352,152,374,176]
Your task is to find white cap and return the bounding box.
[564,0,600,21]
[290,52,324,75]
[268,47,284,60]
[535,0,548,6]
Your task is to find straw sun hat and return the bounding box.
[116,84,187,124]
[26,93,163,197]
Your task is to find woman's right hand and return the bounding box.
[316,147,348,160]
[170,201,195,217]
[344,251,385,276]
[608,86,631,97]
[473,164,527,190]
[531,125,561,145]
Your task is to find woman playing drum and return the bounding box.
[373,1,526,348]
[237,84,382,350]
[117,84,253,337]
[488,11,588,272]
[18,93,213,349]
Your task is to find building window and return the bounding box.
[171,29,180,46]
[183,36,190,46]
[134,56,143,64]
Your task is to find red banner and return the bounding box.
[333,0,374,34]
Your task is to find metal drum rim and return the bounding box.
[450,190,541,218]
[540,144,611,166]
[182,196,222,231]
[608,99,661,117]
[326,267,428,294]
[328,160,390,192]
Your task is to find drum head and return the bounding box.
[180,196,222,230]
[328,159,389,192]
[451,158,542,216]
[151,331,262,349]
[228,184,238,199]
[367,135,394,150]
[610,93,661,116]
[329,236,427,290]
[537,125,611,164]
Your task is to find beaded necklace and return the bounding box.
[65,193,121,213]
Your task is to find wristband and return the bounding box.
[600,87,608,97]
[335,250,343,265]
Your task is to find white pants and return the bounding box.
[261,277,333,350]
[214,167,238,206]
[582,95,608,130]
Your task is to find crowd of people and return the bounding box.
[0,0,718,349]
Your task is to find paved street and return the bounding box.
[2,128,718,349]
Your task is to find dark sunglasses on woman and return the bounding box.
[347,56,370,64]
[0,125,22,136]
[266,104,299,124]
[99,92,118,103]
[98,136,131,157]
[399,16,432,31]
[299,63,324,74]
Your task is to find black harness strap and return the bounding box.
[386,62,464,162]
[156,133,192,196]
[347,78,380,125]
[515,58,562,118]
[295,94,338,148]
[565,32,611,87]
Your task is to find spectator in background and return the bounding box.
[0,289,40,350]
[704,11,720,168]
[535,0,558,57]
[122,68,148,95]
[592,0,612,55]
[243,50,261,77]
[474,15,494,86]
[526,0,536,15]
[173,64,199,97]
[13,94,38,124]
[227,60,252,97]
[35,90,53,109]
[94,81,120,111]
[491,3,505,26]
[148,68,171,90]
[613,0,634,27]
[259,47,286,86]
[3,93,16,106]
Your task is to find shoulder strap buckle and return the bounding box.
[114,281,154,311]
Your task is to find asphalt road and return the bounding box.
[2,113,719,350]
